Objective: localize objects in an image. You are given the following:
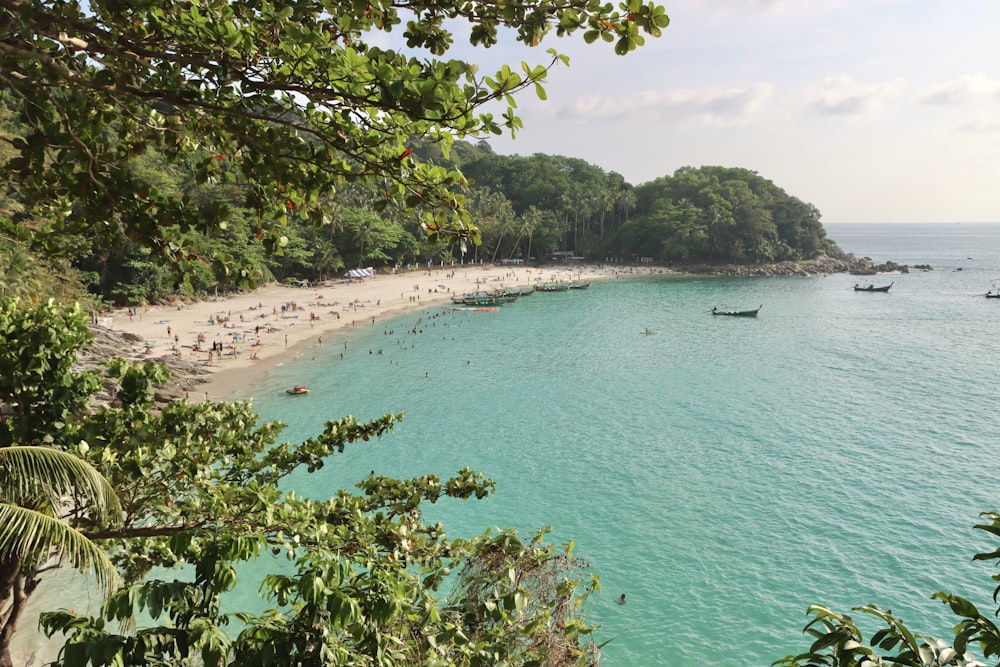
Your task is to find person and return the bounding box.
[617,594,626,605]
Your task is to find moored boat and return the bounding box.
[712,305,762,317]
[854,281,893,292]
[537,282,571,292]
[462,291,517,306]
[286,385,310,395]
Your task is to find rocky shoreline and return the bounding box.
[77,326,211,407]
[674,251,921,278]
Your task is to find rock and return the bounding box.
[670,253,920,278]
[78,324,209,408]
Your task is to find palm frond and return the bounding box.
[0,446,122,522]
[0,503,121,592]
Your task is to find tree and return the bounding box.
[465,188,515,264]
[1,0,669,280]
[514,207,544,261]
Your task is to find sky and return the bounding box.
[447,1,1000,223]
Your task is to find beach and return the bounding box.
[105,264,613,400]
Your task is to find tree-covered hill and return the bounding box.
[619,165,830,263]
[2,99,833,307]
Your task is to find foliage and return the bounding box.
[0,0,669,282]
[460,152,630,259]
[0,446,123,590]
[0,445,124,667]
[0,229,97,306]
[0,299,102,448]
[0,300,602,666]
[620,166,830,264]
[332,207,420,270]
[773,512,1000,667]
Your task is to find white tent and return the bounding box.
[345,267,375,278]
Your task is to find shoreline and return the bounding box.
[98,252,891,402]
[102,264,618,401]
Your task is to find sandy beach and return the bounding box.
[104,264,614,400]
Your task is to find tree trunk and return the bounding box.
[0,554,34,667]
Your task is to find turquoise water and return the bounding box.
[233,223,1000,665]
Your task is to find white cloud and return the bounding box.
[672,0,878,25]
[955,114,1000,135]
[804,75,906,119]
[914,73,1000,106]
[560,84,774,127]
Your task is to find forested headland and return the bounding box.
[2,93,837,308]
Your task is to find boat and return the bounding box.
[286,385,310,395]
[536,282,571,292]
[854,281,893,292]
[569,281,591,289]
[497,291,521,303]
[462,294,515,306]
[711,305,762,317]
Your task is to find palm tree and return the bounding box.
[490,215,516,263]
[354,218,376,269]
[617,188,637,226]
[0,446,122,667]
[514,207,543,261]
[0,244,44,300]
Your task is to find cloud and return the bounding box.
[559,83,774,127]
[674,0,870,24]
[955,115,1000,135]
[805,75,906,119]
[914,73,1000,106]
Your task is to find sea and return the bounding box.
[230,222,1000,666]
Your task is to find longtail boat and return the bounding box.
[853,282,893,292]
[711,305,762,317]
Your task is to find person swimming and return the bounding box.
[617,593,626,605]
